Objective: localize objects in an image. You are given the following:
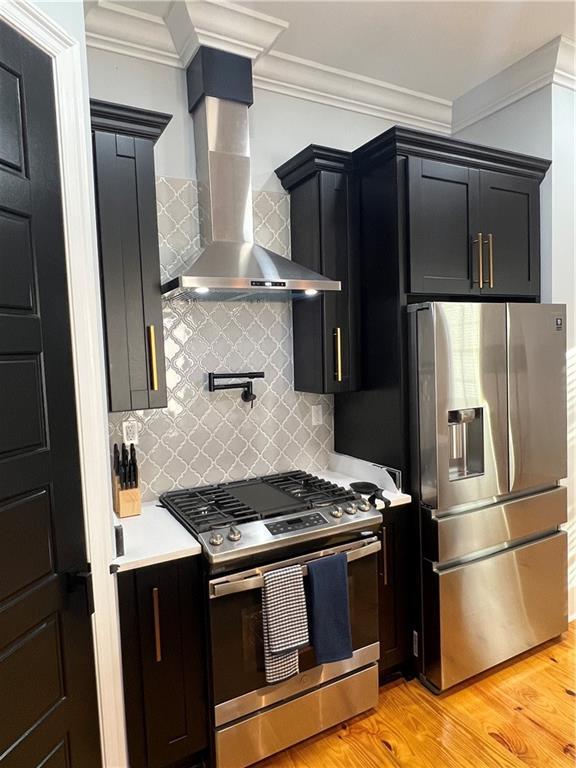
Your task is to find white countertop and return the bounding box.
[111,501,201,573]
[111,454,411,573]
[316,470,411,509]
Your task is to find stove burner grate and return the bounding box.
[160,470,357,537]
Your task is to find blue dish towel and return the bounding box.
[307,553,353,665]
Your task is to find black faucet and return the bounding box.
[208,372,265,409]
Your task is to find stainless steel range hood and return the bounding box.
[161,50,340,301]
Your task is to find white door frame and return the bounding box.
[0,2,128,765]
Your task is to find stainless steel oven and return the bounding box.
[208,537,381,768]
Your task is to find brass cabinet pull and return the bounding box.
[333,327,342,383]
[486,233,494,288]
[152,587,162,662]
[472,232,484,287]
[147,325,159,391]
[382,526,388,586]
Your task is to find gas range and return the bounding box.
[160,470,382,564]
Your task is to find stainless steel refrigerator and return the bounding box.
[409,302,568,692]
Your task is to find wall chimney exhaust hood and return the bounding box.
[161,47,340,301]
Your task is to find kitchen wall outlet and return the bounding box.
[311,405,323,426]
[122,419,139,446]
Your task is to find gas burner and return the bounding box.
[160,471,381,564]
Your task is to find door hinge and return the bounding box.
[412,630,419,657]
[68,568,95,616]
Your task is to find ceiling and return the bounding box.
[101,1,574,101]
[241,1,575,99]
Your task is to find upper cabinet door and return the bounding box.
[478,171,540,297]
[408,158,480,296]
[277,147,358,395]
[91,101,171,412]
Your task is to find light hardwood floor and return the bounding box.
[259,624,575,768]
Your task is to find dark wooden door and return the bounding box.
[0,21,101,767]
[378,506,411,674]
[118,559,207,768]
[479,170,540,296]
[408,157,480,295]
[320,172,354,393]
[93,128,167,412]
[290,170,356,394]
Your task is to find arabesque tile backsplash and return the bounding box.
[108,177,333,501]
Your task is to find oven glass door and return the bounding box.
[209,540,380,706]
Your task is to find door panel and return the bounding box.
[427,532,567,690]
[0,63,25,172]
[416,302,509,511]
[321,172,352,392]
[408,158,479,295]
[0,20,101,767]
[479,171,540,296]
[507,303,567,492]
[0,210,34,310]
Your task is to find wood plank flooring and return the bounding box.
[259,624,575,768]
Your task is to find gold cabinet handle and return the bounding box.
[486,233,494,288]
[472,232,484,287]
[152,587,162,662]
[333,327,342,383]
[382,526,388,586]
[147,325,159,391]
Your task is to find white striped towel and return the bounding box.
[262,564,309,684]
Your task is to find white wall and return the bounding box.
[550,84,576,618]
[86,48,394,189]
[455,85,576,618]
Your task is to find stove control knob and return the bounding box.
[345,503,358,516]
[227,526,242,542]
[209,531,224,547]
[357,498,371,512]
[330,505,344,519]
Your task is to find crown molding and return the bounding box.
[254,51,452,133]
[166,0,288,65]
[85,0,182,68]
[90,99,172,142]
[84,1,452,132]
[453,35,576,133]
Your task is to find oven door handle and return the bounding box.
[209,539,381,599]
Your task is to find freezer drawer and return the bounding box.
[425,486,567,564]
[507,304,567,493]
[422,531,567,691]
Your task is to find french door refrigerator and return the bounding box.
[409,302,568,692]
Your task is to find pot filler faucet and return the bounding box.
[208,372,265,408]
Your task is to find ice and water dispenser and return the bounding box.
[448,407,484,481]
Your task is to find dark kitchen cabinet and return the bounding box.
[477,170,540,296]
[408,155,542,297]
[276,147,358,393]
[117,558,208,768]
[378,503,414,675]
[408,157,480,295]
[91,100,171,412]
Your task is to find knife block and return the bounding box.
[113,473,141,518]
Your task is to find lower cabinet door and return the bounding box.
[118,558,207,768]
[378,505,412,674]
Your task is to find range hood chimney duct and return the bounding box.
[161,47,340,300]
